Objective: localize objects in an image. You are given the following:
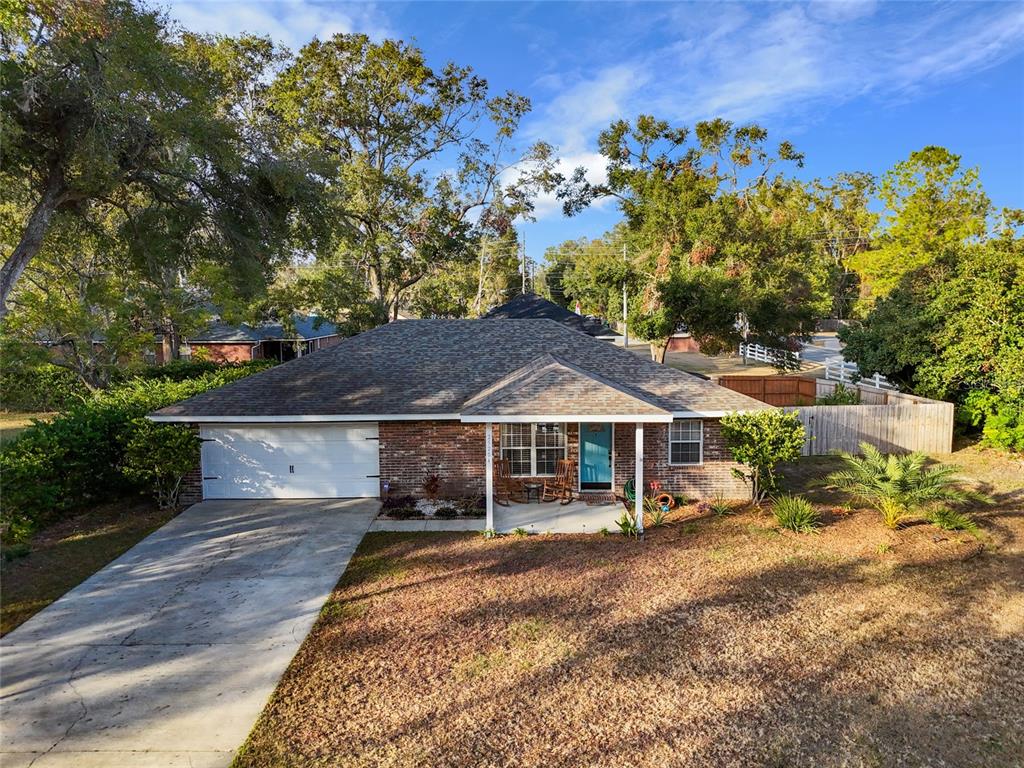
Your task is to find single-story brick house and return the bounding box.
[483,293,621,340]
[178,314,342,363]
[149,319,768,531]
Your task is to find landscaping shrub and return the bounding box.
[433,505,460,519]
[615,511,640,538]
[643,497,668,527]
[819,442,991,530]
[927,507,980,534]
[387,506,424,520]
[720,410,806,502]
[458,496,486,518]
[112,359,275,384]
[772,495,820,533]
[122,420,202,509]
[379,494,422,519]
[0,365,265,541]
[709,493,734,516]
[0,363,89,412]
[961,390,1024,453]
[380,495,417,512]
[816,383,861,405]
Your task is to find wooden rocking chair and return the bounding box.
[493,459,525,506]
[542,459,578,505]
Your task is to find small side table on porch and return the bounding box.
[522,482,542,504]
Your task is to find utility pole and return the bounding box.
[622,242,629,347]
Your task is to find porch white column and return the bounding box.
[485,421,494,531]
[634,423,644,534]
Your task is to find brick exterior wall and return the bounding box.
[379,421,583,497]
[613,419,748,501]
[178,426,204,506]
[667,335,702,353]
[379,421,489,496]
[191,342,258,363]
[183,419,746,503]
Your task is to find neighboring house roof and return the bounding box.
[187,314,340,343]
[187,321,263,343]
[151,319,769,421]
[482,293,619,337]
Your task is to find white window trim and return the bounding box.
[667,419,704,466]
[500,422,567,477]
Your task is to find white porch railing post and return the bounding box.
[484,422,494,532]
[634,423,644,534]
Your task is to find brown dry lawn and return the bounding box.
[1,498,177,635]
[236,449,1023,768]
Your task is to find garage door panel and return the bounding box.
[200,424,379,499]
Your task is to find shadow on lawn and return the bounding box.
[241,508,1024,768]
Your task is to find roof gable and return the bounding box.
[462,354,669,418]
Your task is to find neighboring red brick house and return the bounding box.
[178,314,342,363]
[150,319,769,532]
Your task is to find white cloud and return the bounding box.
[161,0,393,50]
[529,151,612,221]
[523,0,1024,221]
[531,65,649,155]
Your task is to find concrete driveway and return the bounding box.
[0,498,378,767]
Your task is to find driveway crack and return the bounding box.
[120,528,245,647]
[27,647,90,766]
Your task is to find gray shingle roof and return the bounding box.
[187,314,340,343]
[483,293,618,337]
[151,319,769,419]
[462,354,670,417]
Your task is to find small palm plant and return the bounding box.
[819,443,989,529]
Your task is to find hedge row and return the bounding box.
[0,364,90,412]
[0,365,267,541]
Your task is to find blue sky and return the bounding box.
[164,1,1024,263]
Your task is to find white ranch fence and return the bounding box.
[739,343,800,367]
[824,356,897,391]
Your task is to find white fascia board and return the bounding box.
[146,413,462,423]
[460,414,672,424]
[670,409,768,418]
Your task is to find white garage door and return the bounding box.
[200,423,380,499]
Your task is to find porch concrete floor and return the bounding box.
[371,500,623,534]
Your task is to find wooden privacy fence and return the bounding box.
[717,375,817,406]
[716,376,955,455]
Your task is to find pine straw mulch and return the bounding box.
[235,501,1024,768]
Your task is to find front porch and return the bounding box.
[369,498,624,534]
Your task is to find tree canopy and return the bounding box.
[268,33,556,320]
[557,116,819,362]
[0,1,313,316]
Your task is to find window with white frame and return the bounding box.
[668,419,703,465]
[500,423,567,476]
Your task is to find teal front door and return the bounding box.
[580,423,612,490]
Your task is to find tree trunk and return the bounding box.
[473,245,487,316]
[650,341,668,364]
[1,173,65,319]
[162,326,181,362]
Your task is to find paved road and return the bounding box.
[0,499,378,768]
